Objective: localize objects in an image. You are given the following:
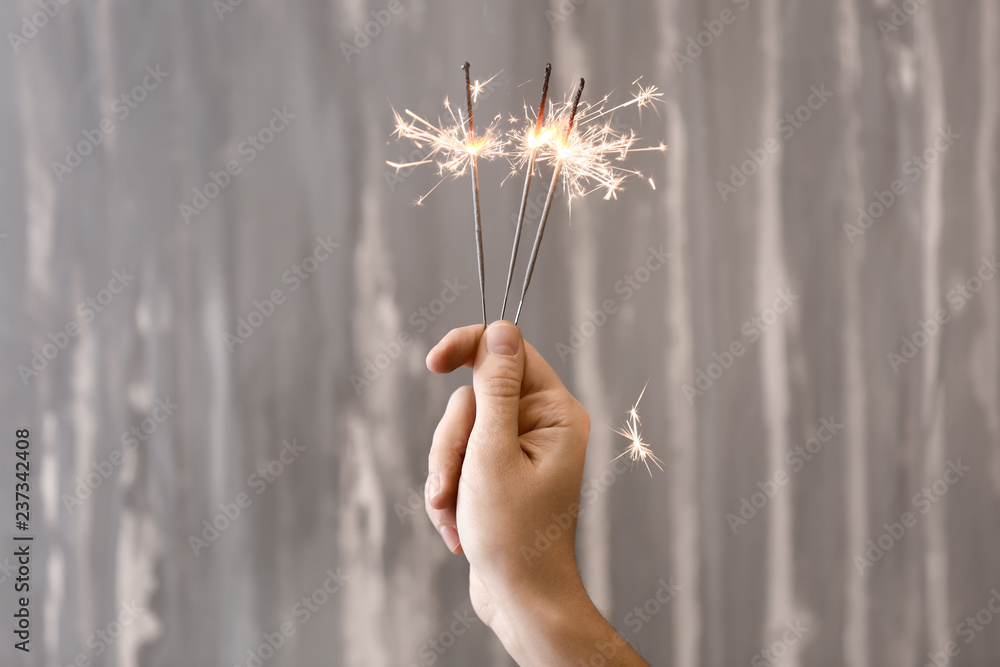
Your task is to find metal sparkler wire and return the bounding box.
[512,77,585,325]
[462,62,488,325]
[500,63,551,321]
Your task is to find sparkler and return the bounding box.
[533,78,666,202]
[512,77,585,325]
[612,382,664,475]
[386,66,666,327]
[463,62,488,325]
[500,63,552,320]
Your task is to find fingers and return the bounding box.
[426,324,485,374]
[468,321,526,463]
[425,323,566,399]
[426,385,476,554]
[428,386,476,509]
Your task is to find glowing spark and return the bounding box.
[612,382,664,475]
[470,71,501,104]
[501,63,552,320]
[521,78,667,202]
[386,90,505,202]
[649,177,656,190]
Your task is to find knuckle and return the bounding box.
[451,384,474,405]
[481,361,522,399]
[570,399,591,440]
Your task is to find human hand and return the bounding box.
[424,321,647,666]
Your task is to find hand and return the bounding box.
[424,321,648,666]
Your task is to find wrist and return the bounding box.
[492,576,590,667]
[495,576,643,667]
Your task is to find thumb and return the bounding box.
[470,321,524,459]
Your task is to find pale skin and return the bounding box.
[424,320,649,667]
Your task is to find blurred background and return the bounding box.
[1,0,998,665]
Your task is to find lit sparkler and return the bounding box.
[463,62,488,325]
[500,63,552,321]
[612,382,664,475]
[510,77,667,323]
[387,65,667,327]
[385,103,505,204]
[536,77,667,202]
[386,64,506,324]
[512,77,585,325]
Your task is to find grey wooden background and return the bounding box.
[1,0,998,665]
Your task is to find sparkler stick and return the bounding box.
[500,63,551,321]
[462,62,488,325]
[513,77,585,325]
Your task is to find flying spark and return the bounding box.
[612,382,664,475]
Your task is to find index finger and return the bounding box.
[426,323,567,396]
[425,324,484,373]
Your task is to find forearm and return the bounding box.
[496,580,650,667]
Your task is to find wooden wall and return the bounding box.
[1,0,998,665]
